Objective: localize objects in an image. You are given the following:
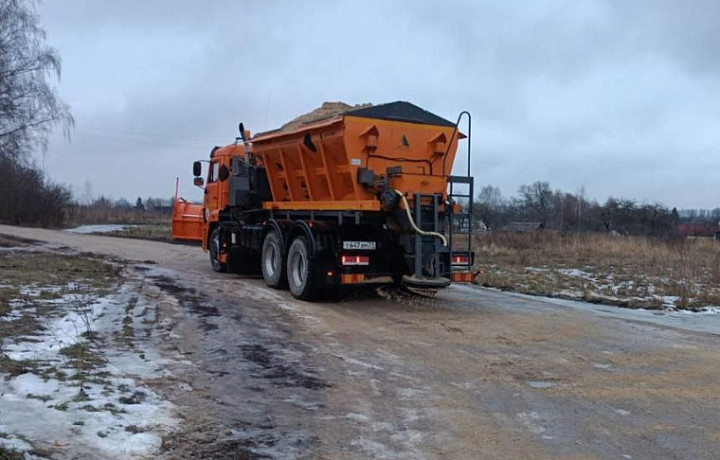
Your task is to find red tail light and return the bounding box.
[451,255,470,265]
[341,255,370,266]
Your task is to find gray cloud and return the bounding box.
[38,0,720,207]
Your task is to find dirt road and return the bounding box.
[3,224,720,459]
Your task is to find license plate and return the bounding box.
[342,241,377,250]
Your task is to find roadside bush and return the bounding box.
[0,156,72,227]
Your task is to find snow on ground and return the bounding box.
[0,278,178,459]
[65,224,136,234]
[556,268,592,278]
[669,306,720,315]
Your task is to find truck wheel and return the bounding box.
[287,236,316,300]
[261,230,287,288]
[209,227,226,272]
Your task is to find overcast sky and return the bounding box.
[37,0,720,208]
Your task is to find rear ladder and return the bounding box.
[448,109,474,276]
[448,175,474,274]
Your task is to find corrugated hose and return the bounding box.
[394,189,448,247]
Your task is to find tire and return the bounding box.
[287,236,317,300]
[209,227,226,272]
[261,230,287,288]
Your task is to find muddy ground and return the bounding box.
[1,224,720,459]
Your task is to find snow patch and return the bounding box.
[557,268,591,278]
[65,224,136,234]
[344,412,371,423]
[0,279,178,458]
[517,411,547,435]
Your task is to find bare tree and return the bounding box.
[0,0,73,163]
[474,185,506,231]
[0,155,71,226]
[0,0,73,227]
[518,181,554,227]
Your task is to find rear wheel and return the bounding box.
[261,230,287,288]
[209,227,226,272]
[287,236,317,300]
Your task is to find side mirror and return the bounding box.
[193,177,204,187]
[193,161,202,177]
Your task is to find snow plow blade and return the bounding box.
[171,198,203,242]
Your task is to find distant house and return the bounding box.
[453,217,488,233]
[501,222,544,233]
[677,223,715,238]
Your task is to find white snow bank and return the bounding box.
[65,224,136,234]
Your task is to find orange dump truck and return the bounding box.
[172,101,475,300]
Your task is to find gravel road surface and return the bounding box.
[2,224,719,460]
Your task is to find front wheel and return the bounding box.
[287,236,317,300]
[209,227,226,272]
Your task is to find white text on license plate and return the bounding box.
[343,241,376,250]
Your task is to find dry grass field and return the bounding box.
[99,224,172,242]
[474,232,720,310]
[65,207,170,228]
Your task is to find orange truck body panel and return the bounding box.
[172,103,465,242]
[252,114,462,211]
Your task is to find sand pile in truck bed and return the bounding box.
[263,102,372,135]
